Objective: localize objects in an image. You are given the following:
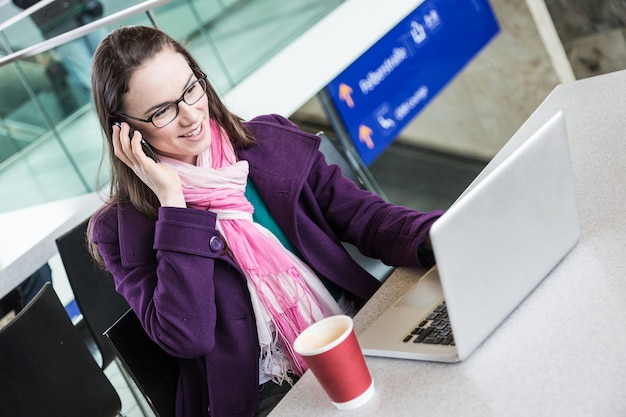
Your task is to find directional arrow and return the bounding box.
[358,125,375,149]
[338,83,355,108]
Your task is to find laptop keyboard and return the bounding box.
[402,301,455,346]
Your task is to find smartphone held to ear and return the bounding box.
[140,139,160,163]
[114,121,159,162]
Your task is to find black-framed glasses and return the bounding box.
[119,74,208,128]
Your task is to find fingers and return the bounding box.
[112,122,129,163]
[112,122,147,166]
[111,123,185,207]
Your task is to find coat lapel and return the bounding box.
[239,120,321,239]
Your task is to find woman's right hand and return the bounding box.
[112,122,187,208]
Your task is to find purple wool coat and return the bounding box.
[91,114,443,417]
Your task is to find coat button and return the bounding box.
[209,236,223,252]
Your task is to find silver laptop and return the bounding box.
[358,111,580,362]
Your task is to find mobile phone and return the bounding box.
[140,138,160,163]
[113,121,159,162]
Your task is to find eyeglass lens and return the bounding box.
[152,78,207,127]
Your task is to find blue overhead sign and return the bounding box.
[326,0,499,165]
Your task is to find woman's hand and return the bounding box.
[112,122,186,208]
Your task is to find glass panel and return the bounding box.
[188,0,231,22]
[0,61,52,132]
[189,0,343,87]
[0,133,89,212]
[0,5,43,52]
[0,0,345,213]
[0,117,45,165]
[53,108,108,191]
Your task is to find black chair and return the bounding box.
[105,309,179,417]
[55,217,131,369]
[55,218,152,415]
[316,131,389,199]
[316,132,395,282]
[0,283,123,417]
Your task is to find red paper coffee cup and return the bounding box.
[294,315,375,410]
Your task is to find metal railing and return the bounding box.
[0,0,56,33]
[0,0,173,67]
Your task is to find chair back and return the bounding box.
[55,217,130,368]
[317,132,366,188]
[0,283,122,417]
[316,132,395,282]
[105,309,179,417]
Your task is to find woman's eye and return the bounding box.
[153,105,171,119]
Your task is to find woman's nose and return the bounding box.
[177,101,201,124]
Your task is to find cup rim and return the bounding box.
[293,315,353,356]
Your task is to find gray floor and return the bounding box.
[370,142,486,212]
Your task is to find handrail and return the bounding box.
[0,0,56,32]
[0,0,173,68]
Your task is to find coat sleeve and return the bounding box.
[311,150,443,266]
[90,205,252,359]
[261,113,444,267]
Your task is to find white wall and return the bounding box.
[224,0,427,119]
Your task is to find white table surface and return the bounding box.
[0,191,104,299]
[268,70,626,417]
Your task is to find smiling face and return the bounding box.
[123,47,211,165]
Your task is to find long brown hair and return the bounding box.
[89,25,255,261]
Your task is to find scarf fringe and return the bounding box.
[245,268,323,378]
[260,336,296,385]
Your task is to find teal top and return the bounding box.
[245,179,341,300]
[245,179,299,255]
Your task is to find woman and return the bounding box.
[89,25,443,417]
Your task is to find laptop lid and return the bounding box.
[358,111,580,362]
[429,110,580,360]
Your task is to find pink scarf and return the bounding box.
[160,121,342,381]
